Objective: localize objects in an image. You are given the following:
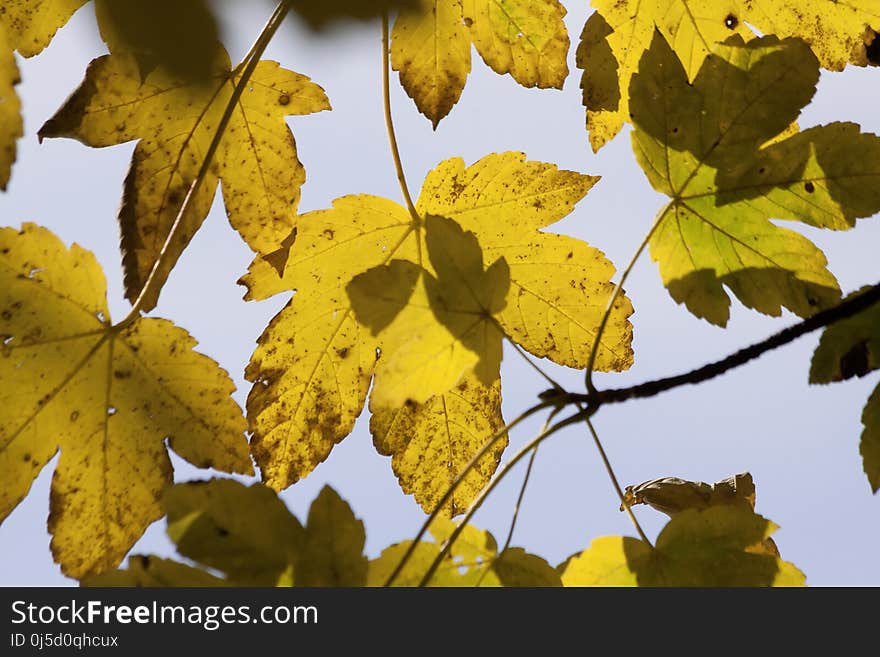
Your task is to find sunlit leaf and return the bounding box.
[622,472,756,516]
[392,0,569,126]
[580,0,880,150]
[0,225,250,578]
[296,486,368,586]
[391,0,472,128]
[350,215,509,407]
[243,152,631,498]
[368,518,561,586]
[370,374,507,516]
[560,506,805,586]
[0,0,88,57]
[86,481,367,586]
[163,479,304,585]
[631,33,880,325]
[0,26,22,190]
[39,45,329,310]
[94,0,221,82]
[83,555,226,587]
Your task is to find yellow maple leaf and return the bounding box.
[580,0,880,151]
[0,0,88,57]
[560,506,805,586]
[0,224,251,579]
[368,518,561,586]
[87,480,368,587]
[392,0,569,126]
[241,152,632,507]
[370,374,507,516]
[349,215,509,406]
[0,26,22,190]
[39,43,330,310]
[631,33,880,325]
[84,555,227,587]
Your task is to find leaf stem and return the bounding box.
[500,437,543,553]
[510,340,564,391]
[585,417,651,546]
[381,13,419,222]
[116,0,292,327]
[383,398,555,586]
[584,211,664,395]
[417,409,592,587]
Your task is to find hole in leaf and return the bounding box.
[107,406,118,417]
[724,14,738,29]
[96,311,107,323]
[27,267,44,279]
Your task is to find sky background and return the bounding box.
[1,1,879,586]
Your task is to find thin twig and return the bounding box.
[417,409,592,587]
[383,399,556,586]
[117,1,292,327]
[381,13,419,221]
[577,282,880,407]
[500,442,542,554]
[585,417,651,546]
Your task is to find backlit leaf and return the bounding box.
[350,215,509,407]
[39,45,329,310]
[392,0,569,126]
[243,152,631,504]
[370,374,507,516]
[0,225,250,578]
[163,479,304,585]
[560,506,805,586]
[368,519,561,586]
[391,0,472,128]
[88,481,368,586]
[631,34,880,325]
[94,0,221,82]
[296,486,368,586]
[0,26,22,190]
[243,196,416,490]
[83,555,227,587]
[811,287,880,491]
[622,472,756,516]
[416,153,632,371]
[0,0,88,57]
[580,0,880,150]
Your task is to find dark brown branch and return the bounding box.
[571,283,880,407]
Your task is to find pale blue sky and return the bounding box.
[1,2,879,586]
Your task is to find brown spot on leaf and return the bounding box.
[279,93,291,106]
[336,347,350,359]
[804,182,815,193]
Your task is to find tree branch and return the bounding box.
[574,283,880,407]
